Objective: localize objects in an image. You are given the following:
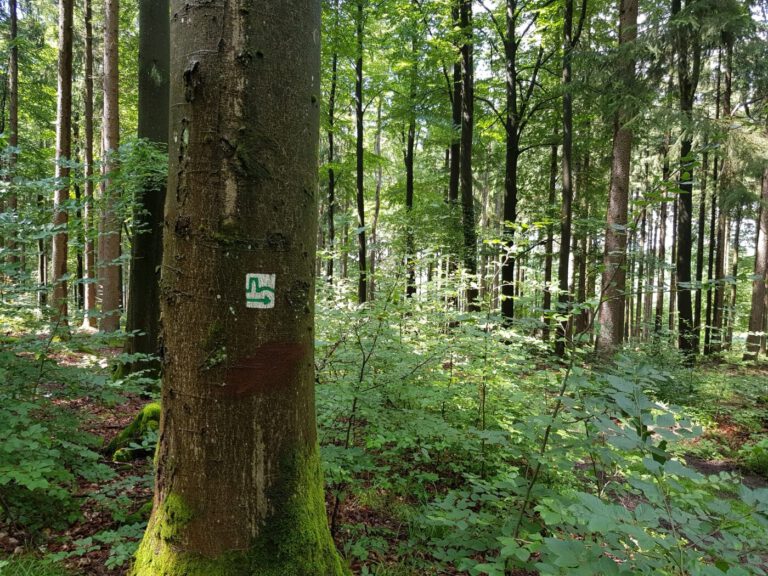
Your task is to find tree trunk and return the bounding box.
[81,0,97,328]
[370,99,383,300]
[99,0,121,332]
[725,207,742,348]
[672,0,701,356]
[6,0,18,268]
[745,170,768,360]
[130,1,344,574]
[460,0,478,311]
[355,0,367,305]
[596,0,637,353]
[405,105,417,298]
[694,144,708,341]
[52,0,74,327]
[124,0,170,373]
[542,139,558,342]
[500,0,519,322]
[449,3,461,206]
[555,0,578,356]
[326,46,337,284]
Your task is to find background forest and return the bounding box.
[0,0,767,574]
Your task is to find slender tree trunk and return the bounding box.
[405,26,418,298]
[73,122,84,310]
[99,0,121,332]
[449,3,461,206]
[634,208,646,339]
[130,2,344,573]
[82,0,97,328]
[745,169,768,360]
[52,0,74,327]
[694,144,708,342]
[713,40,733,353]
[6,0,18,267]
[596,0,637,353]
[125,0,170,373]
[501,0,520,322]
[655,198,667,334]
[725,207,742,348]
[543,139,558,341]
[704,48,722,353]
[460,0,478,311]
[669,195,678,332]
[672,0,701,355]
[405,109,417,298]
[555,0,579,356]
[370,99,383,300]
[355,0,367,304]
[326,46,337,283]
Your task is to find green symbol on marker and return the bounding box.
[246,274,276,309]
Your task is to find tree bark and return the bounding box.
[596,0,637,353]
[326,45,337,284]
[124,0,170,372]
[725,207,742,348]
[99,0,121,332]
[542,139,558,342]
[672,0,701,356]
[460,0,478,311]
[745,170,768,360]
[6,0,18,268]
[500,0,520,322]
[52,0,74,327]
[130,1,344,574]
[555,0,584,356]
[81,0,98,328]
[355,0,367,304]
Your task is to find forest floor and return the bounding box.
[0,334,766,575]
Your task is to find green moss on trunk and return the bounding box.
[130,447,348,576]
[105,402,161,458]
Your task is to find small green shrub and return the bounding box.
[739,437,768,476]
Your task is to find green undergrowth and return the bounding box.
[315,280,768,576]
[0,558,71,576]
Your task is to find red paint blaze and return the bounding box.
[219,342,308,397]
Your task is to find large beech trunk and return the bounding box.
[130,1,344,574]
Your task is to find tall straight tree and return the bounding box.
[6,0,18,267]
[498,0,551,322]
[52,0,74,326]
[448,1,461,207]
[130,0,345,574]
[672,0,702,355]
[82,0,97,328]
[125,0,170,372]
[460,0,479,311]
[99,0,121,332]
[555,0,586,356]
[355,0,368,304]
[326,0,339,283]
[745,169,768,360]
[596,0,638,354]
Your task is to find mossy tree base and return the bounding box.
[130,449,347,576]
